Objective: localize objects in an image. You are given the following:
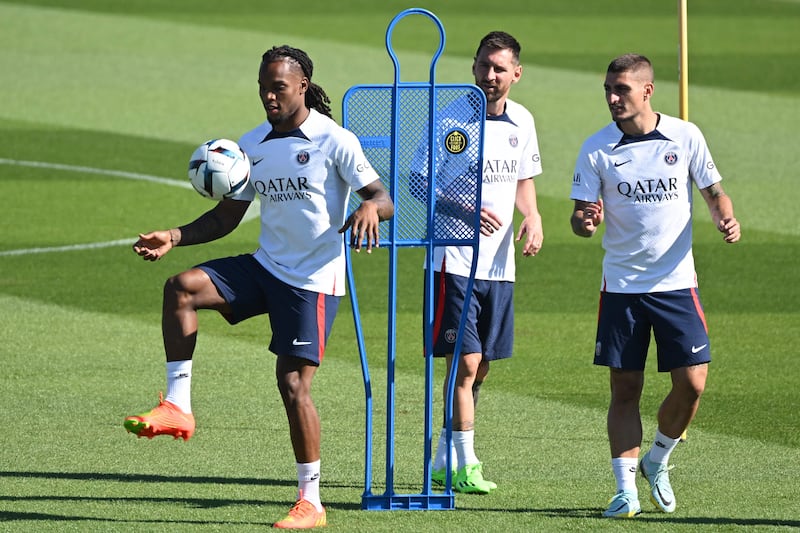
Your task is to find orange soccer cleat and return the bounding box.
[123,392,195,441]
[273,491,327,529]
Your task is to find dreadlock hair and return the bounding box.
[261,45,333,119]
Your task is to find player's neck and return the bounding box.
[618,110,659,136]
[273,107,311,133]
[486,98,506,117]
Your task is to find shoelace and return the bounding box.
[654,464,675,476]
[286,490,314,518]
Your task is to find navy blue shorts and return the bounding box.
[594,288,711,372]
[197,254,340,364]
[429,271,514,360]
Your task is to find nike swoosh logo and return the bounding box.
[614,160,632,167]
[292,338,312,346]
[691,344,708,353]
[656,486,673,507]
[252,158,264,166]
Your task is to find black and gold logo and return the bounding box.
[444,129,468,154]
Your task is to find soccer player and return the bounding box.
[570,54,740,518]
[418,31,544,494]
[125,45,394,529]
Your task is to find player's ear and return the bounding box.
[643,81,654,100]
[299,76,309,95]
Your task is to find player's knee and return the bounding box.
[276,371,313,408]
[164,270,206,309]
[609,371,644,403]
[678,378,705,402]
[476,359,490,381]
[164,275,189,309]
[277,375,299,406]
[457,352,483,378]
[673,364,707,401]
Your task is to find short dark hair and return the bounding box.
[261,45,332,119]
[607,53,654,81]
[475,31,521,63]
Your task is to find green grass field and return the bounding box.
[1,0,798,531]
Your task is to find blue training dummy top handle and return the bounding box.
[385,8,446,85]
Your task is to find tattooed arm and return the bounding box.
[700,182,740,243]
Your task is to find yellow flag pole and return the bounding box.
[678,0,689,121]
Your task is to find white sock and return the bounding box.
[611,457,638,494]
[297,460,322,511]
[648,429,681,464]
[453,430,479,467]
[165,360,192,413]
[433,428,457,471]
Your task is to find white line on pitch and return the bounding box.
[0,157,193,189]
[1,158,260,257]
[0,239,135,257]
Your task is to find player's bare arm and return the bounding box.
[571,199,604,238]
[133,198,250,261]
[339,179,394,253]
[700,183,740,243]
[514,178,543,256]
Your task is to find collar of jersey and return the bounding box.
[614,114,671,149]
[261,127,311,144]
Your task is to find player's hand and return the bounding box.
[517,212,543,256]
[479,207,503,236]
[339,202,381,253]
[582,199,604,232]
[133,230,172,261]
[718,216,741,243]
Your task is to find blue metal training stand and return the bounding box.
[343,8,485,511]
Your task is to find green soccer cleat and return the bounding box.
[431,467,456,488]
[640,450,676,513]
[454,463,496,494]
[602,490,641,518]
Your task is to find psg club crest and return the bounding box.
[664,151,678,165]
[297,151,310,164]
[508,134,518,147]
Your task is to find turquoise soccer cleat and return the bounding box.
[640,450,677,513]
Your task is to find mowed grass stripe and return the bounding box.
[0,157,261,254]
[3,3,798,236]
[2,295,799,529]
[2,1,799,530]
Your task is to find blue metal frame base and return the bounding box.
[362,493,455,511]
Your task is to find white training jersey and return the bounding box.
[420,98,542,281]
[570,113,722,293]
[235,109,381,296]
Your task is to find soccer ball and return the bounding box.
[188,138,250,200]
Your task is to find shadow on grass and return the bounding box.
[0,470,294,487]
[5,471,796,528]
[0,470,441,496]
[0,470,364,511]
[520,507,800,528]
[0,510,274,527]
